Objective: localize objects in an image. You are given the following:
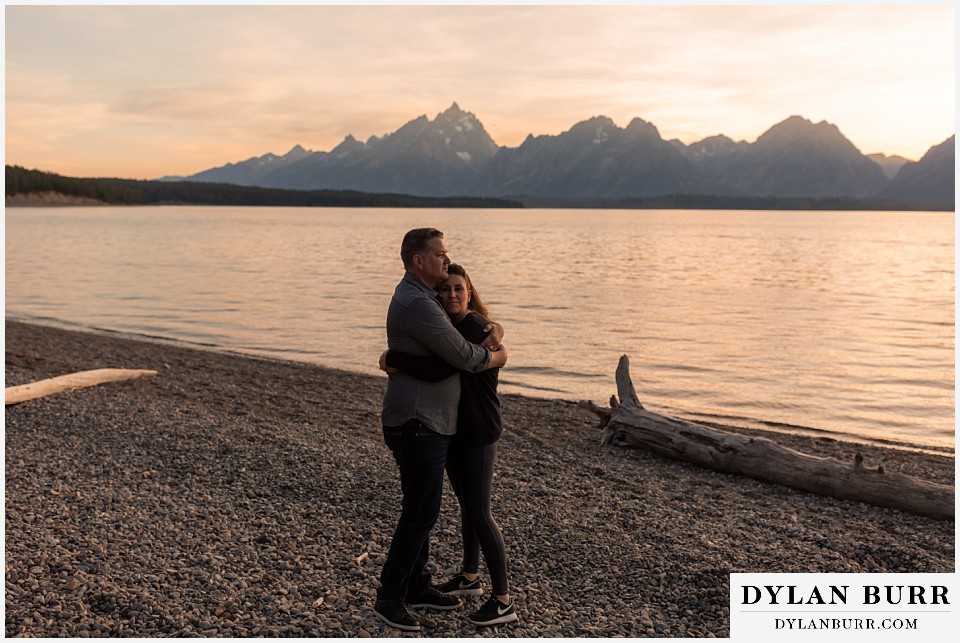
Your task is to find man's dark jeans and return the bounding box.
[378,419,453,601]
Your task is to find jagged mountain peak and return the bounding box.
[753,115,860,158]
[558,115,663,140]
[285,144,309,156]
[778,115,838,131]
[701,134,736,144]
[624,117,662,140]
[573,115,618,129]
[625,116,654,129]
[563,116,621,144]
[172,105,951,204]
[760,115,845,142]
[331,134,367,156]
[920,134,955,163]
[879,135,955,203]
[685,134,748,159]
[254,102,501,194]
[724,115,890,197]
[434,102,484,136]
[177,142,320,186]
[868,152,912,163]
[239,145,313,166]
[438,102,466,118]
[867,152,912,180]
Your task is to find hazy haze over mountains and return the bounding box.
[165,104,954,204]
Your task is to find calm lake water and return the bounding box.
[4,206,955,451]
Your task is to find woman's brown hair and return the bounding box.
[446,263,490,319]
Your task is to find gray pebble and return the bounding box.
[4,321,955,637]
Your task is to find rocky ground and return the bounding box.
[4,320,955,637]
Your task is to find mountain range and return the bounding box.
[164,103,954,205]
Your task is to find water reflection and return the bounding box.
[5,206,954,450]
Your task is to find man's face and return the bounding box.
[414,237,450,287]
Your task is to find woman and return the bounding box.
[379,263,516,627]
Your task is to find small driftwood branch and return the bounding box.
[5,368,158,405]
[581,355,954,521]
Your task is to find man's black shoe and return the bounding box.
[373,598,421,631]
[406,586,462,610]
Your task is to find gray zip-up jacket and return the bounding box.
[381,271,491,434]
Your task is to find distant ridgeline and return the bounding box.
[155,106,955,210]
[5,164,952,211]
[4,165,522,209]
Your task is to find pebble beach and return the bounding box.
[4,320,955,637]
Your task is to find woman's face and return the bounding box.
[438,275,470,319]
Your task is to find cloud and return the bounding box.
[5,4,954,177]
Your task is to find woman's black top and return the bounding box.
[385,312,502,446]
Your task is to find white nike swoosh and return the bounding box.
[497,604,512,615]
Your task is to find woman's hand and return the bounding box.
[488,344,508,368]
[379,349,398,374]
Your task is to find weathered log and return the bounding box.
[5,368,158,405]
[581,356,954,521]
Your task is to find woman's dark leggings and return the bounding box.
[445,441,509,596]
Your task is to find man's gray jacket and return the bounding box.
[381,271,491,435]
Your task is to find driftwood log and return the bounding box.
[5,368,157,405]
[581,356,954,521]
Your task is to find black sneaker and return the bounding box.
[468,596,518,626]
[435,573,484,597]
[373,598,421,631]
[406,586,462,610]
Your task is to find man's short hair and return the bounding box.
[400,228,444,268]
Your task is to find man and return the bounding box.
[374,228,507,632]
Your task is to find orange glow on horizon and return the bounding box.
[5,4,954,180]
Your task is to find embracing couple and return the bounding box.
[373,227,516,632]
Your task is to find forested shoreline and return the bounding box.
[4,166,522,209]
[519,193,954,211]
[5,165,951,211]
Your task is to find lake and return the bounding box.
[4,206,954,451]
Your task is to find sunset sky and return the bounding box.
[5,3,956,180]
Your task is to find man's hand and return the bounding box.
[481,321,504,351]
[379,349,398,374]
